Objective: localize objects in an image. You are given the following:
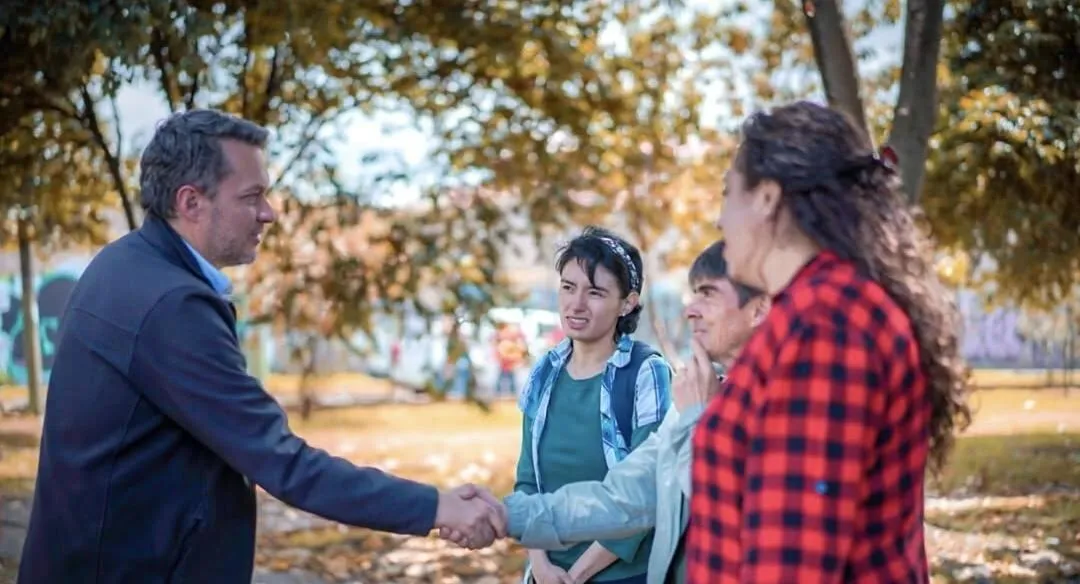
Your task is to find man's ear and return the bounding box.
[751,298,770,326]
[174,185,205,221]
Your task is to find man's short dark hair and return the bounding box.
[688,240,764,308]
[139,109,269,219]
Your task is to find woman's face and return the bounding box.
[715,167,777,291]
[558,260,629,345]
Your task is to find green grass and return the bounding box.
[927,432,1080,583]
[931,433,1080,496]
[928,494,1080,539]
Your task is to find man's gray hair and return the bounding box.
[139,109,269,218]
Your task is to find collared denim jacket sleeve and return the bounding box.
[506,403,705,549]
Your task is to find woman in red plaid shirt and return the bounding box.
[686,101,971,583]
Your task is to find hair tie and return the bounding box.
[838,146,899,178]
[597,236,641,292]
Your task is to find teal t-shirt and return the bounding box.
[515,369,660,581]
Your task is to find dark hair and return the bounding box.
[139,109,269,218]
[689,240,764,308]
[734,100,970,472]
[555,226,644,339]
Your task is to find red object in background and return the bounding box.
[390,341,401,367]
[495,325,529,371]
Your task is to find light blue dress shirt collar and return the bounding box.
[182,241,233,298]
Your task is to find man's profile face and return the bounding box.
[202,140,275,267]
[684,277,758,363]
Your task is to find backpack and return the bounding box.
[610,340,661,449]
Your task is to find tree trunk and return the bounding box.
[886,0,946,203]
[1066,304,1075,395]
[79,84,139,230]
[803,0,870,142]
[17,213,44,415]
[113,161,138,230]
[298,336,318,420]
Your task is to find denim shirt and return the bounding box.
[517,335,671,492]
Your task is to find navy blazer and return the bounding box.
[19,215,439,583]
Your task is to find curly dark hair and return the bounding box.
[734,101,971,472]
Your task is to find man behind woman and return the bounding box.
[448,100,969,584]
[499,240,767,584]
[515,227,672,583]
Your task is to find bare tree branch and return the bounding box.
[886,0,946,203]
[802,0,870,142]
[259,45,282,125]
[79,84,137,230]
[268,110,337,193]
[150,29,178,113]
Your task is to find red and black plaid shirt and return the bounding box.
[687,251,931,583]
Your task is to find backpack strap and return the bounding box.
[610,341,660,447]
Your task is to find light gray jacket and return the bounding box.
[505,404,705,583]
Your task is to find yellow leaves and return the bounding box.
[728,29,750,54]
[0,0,741,349]
[923,4,1080,309]
[518,40,549,77]
[599,150,625,171]
[90,51,109,77]
[934,250,973,289]
[0,112,115,250]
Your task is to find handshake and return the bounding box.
[433,484,508,549]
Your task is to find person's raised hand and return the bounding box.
[673,339,721,411]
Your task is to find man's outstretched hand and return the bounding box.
[434,484,507,549]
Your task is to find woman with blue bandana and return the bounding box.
[514,226,672,584]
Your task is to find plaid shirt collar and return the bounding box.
[542,334,635,372]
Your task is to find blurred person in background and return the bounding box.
[494,321,530,397]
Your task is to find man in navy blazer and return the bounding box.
[19,109,504,583]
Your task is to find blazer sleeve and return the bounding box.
[128,287,439,535]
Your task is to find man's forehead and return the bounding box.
[692,277,730,292]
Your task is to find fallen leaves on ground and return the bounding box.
[2,392,1080,582]
[256,492,527,583]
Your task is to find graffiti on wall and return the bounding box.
[956,290,1073,367]
[0,260,257,385]
[0,264,84,385]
